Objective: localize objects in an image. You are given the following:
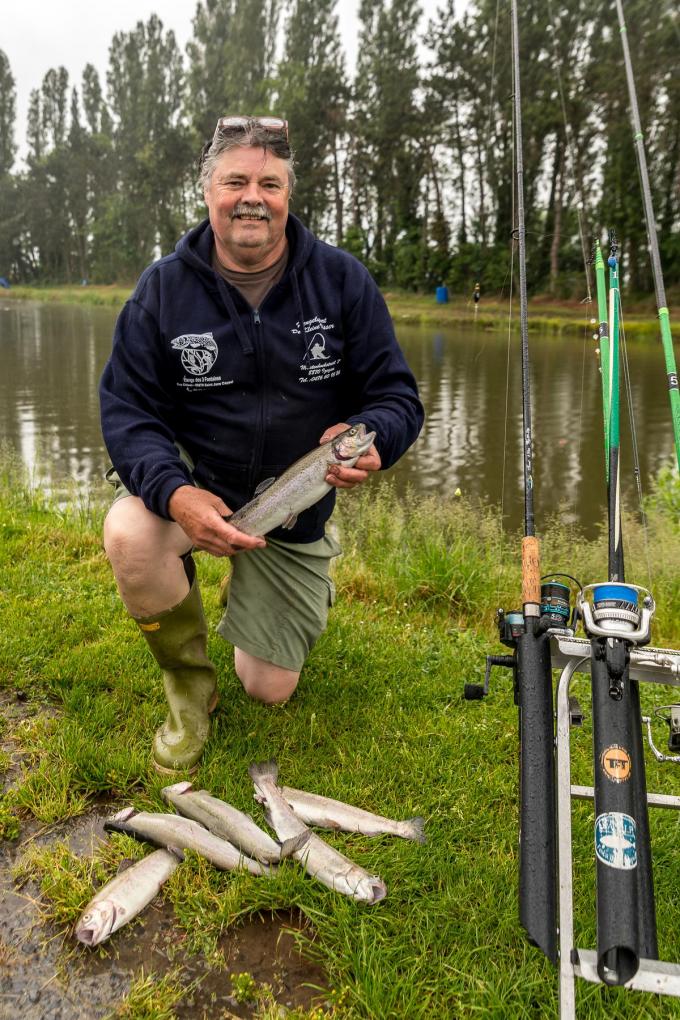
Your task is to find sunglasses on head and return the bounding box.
[212,116,289,143]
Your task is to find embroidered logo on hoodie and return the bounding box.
[171,333,218,376]
[170,333,233,390]
[293,317,342,385]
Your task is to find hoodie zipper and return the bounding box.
[250,307,267,493]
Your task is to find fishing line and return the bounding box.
[544,0,594,482]
[545,0,592,305]
[616,291,653,589]
[483,0,502,254]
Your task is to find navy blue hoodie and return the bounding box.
[99,214,423,542]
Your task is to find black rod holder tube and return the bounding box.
[517,617,557,964]
[591,641,640,985]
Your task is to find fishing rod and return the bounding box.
[615,0,680,470]
[509,0,557,965]
[466,0,557,966]
[593,242,610,476]
[576,236,657,986]
[465,1,680,1009]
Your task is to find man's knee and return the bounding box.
[104,497,189,577]
[234,648,300,704]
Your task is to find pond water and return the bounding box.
[0,299,675,534]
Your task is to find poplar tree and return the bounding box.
[276,0,348,240]
[350,0,424,285]
[0,50,16,175]
[186,0,282,144]
[98,14,192,278]
[0,50,18,280]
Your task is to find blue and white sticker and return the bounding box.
[595,812,637,870]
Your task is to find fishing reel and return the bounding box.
[465,577,579,702]
[577,583,655,645]
[642,706,680,763]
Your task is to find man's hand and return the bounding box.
[167,486,266,557]
[319,422,381,490]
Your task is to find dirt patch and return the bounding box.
[0,689,59,796]
[0,808,329,1019]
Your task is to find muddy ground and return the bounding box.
[0,693,328,1019]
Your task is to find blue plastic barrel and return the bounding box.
[435,285,449,303]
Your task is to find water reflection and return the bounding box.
[0,302,675,534]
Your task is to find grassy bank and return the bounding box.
[1,465,679,1018]
[1,283,665,336]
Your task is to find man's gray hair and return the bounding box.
[198,123,296,196]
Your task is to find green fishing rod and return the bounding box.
[615,0,680,470]
[580,238,658,986]
[594,242,610,476]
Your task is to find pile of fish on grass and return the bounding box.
[75,759,426,947]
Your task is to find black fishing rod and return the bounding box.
[509,0,557,965]
[466,0,557,966]
[578,239,657,985]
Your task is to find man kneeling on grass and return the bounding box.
[99,115,423,775]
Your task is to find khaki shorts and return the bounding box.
[105,464,341,671]
[217,534,340,671]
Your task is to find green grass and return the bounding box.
[2,283,666,336]
[1,462,679,1018]
[2,284,133,307]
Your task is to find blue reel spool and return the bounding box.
[592,583,641,631]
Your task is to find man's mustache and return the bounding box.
[232,203,272,221]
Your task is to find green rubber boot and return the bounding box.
[135,565,217,775]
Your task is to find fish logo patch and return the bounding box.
[600,744,631,783]
[595,812,637,870]
[171,333,218,376]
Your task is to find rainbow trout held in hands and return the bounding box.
[75,848,182,947]
[226,424,376,537]
[279,786,426,843]
[248,760,387,905]
[104,808,271,876]
[161,781,309,864]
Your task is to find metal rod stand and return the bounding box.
[554,638,680,1018]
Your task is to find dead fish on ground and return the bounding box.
[279,786,426,844]
[162,781,309,863]
[248,760,387,905]
[226,423,376,537]
[75,847,181,947]
[104,808,271,876]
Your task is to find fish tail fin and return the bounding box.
[248,759,279,785]
[401,817,427,844]
[279,829,311,859]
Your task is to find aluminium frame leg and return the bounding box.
[556,658,587,1020]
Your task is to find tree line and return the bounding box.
[0,0,678,297]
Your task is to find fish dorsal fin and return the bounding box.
[254,477,277,496]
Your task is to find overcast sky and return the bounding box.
[4,0,449,166]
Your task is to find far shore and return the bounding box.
[1,283,666,336]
